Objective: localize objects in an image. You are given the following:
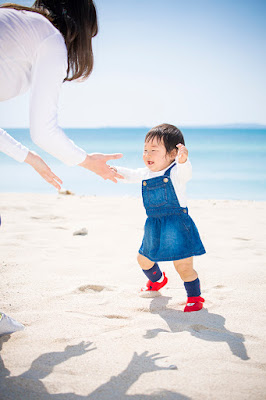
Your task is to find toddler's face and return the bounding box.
[143,138,176,172]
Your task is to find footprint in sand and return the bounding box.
[190,324,210,333]
[77,284,115,293]
[135,307,152,313]
[214,285,225,289]
[203,285,233,304]
[104,314,130,320]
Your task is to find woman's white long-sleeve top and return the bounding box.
[116,158,192,208]
[0,8,87,165]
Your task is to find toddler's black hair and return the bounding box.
[145,123,185,154]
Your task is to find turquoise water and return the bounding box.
[0,127,265,200]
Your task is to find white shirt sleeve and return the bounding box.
[172,157,192,183]
[29,33,87,166]
[0,128,29,162]
[115,166,149,183]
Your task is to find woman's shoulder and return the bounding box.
[6,8,64,44]
[0,8,65,48]
[33,21,67,62]
[26,10,64,42]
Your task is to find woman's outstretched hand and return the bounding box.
[24,151,63,190]
[79,153,124,183]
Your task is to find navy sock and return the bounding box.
[142,263,162,282]
[184,278,201,297]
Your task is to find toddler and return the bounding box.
[113,124,206,312]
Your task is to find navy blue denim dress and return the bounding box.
[139,163,206,262]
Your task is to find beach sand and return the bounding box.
[0,193,265,399]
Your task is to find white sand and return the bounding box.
[0,193,265,399]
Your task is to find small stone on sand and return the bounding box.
[73,228,88,236]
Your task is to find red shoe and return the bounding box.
[184,296,205,312]
[141,272,168,293]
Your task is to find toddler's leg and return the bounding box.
[173,257,204,312]
[137,253,155,271]
[173,256,197,282]
[137,253,168,293]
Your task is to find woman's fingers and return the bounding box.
[39,167,62,189]
[50,178,61,190]
[25,151,63,189]
[104,153,123,161]
[109,166,124,180]
[51,173,63,185]
[43,172,62,190]
[102,154,123,181]
[79,153,125,182]
[102,166,120,182]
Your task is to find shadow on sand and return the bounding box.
[0,336,190,400]
[143,296,249,361]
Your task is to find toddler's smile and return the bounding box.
[143,138,176,172]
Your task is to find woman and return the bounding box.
[0,0,123,186]
[0,0,123,336]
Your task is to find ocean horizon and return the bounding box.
[1,127,266,201]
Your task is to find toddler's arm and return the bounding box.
[111,166,148,183]
[174,144,192,183]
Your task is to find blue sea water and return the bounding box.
[0,127,265,200]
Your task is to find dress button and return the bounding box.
[183,209,187,213]
[143,181,147,186]
[163,178,168,183]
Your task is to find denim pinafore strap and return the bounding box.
[142,162,188,218]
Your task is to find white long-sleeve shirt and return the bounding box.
[116,158,192,207]
[0,8,87,165]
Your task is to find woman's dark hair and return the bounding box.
[0,1,98,82]
[145,124,185,154]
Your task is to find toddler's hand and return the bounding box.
[176,144,188,164]
[110,166,124,179]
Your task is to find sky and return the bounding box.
[0,0,265,127]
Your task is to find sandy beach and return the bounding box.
[0,193,265,399]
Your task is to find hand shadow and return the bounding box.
[87,351,189,400]
[0,340,96,399]
[0,339,190,400]
[143,296,249,361]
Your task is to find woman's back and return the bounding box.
[0,8,66,100]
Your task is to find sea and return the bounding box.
[0,127,265,201]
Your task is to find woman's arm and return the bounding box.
[30,33,87,166]
[0,128,29,162]
[29,34,123,183]
[0,128,62,189]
